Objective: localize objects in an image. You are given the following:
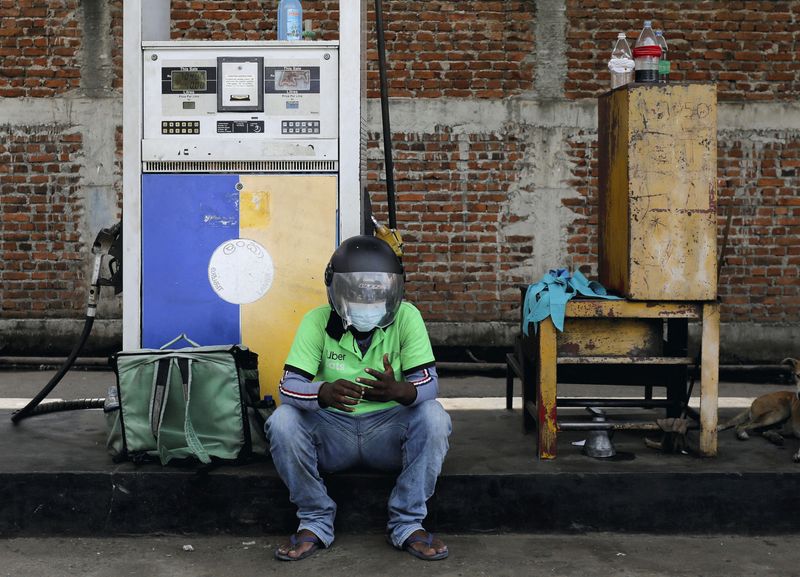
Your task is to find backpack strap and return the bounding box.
[175,357,210,464]
[150,356,211,465]
[149,358,172,438]
[159,333,201,349]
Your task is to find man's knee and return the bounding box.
[266,404,306,445]
[412,400,452,438]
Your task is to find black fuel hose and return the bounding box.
[15,398,105,417]
[11,314,96,423]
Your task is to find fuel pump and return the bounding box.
[123,2,369,399]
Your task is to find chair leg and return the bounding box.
[520,346,536,433]
[505,362,513,410]
[666,365,688,418]
[536,318,558,459]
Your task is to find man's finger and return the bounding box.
[332,379,363,395]
[361,389,384,402]
[357,375,386,389]
[337,382,364,397]
[383,353,392,371]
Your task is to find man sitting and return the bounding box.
[267,235,451,561]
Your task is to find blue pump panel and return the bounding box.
[142,174,240,348]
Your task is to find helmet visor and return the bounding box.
[328,271,404,331]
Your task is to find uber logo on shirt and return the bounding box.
[326,350,346,371]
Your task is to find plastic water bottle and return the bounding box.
[608,33,634,89]
[633,20,661,83]
[104,385,119,412]
[656,29,670,82]
[278,0,303,41]
[302,19,316,40]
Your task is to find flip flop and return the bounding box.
[400,532,449,561]
[274,533,322,561]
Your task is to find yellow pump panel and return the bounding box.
[239,175,337,400]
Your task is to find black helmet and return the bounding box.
[324,235,404,332]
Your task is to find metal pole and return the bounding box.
[374,0,397,229]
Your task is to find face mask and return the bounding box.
[348,302,387,332]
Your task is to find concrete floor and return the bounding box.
[1,533,800,577]
[1,368,796,475]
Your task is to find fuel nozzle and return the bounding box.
[86,221,123,317]
[371,215,403,258]
[90,221,123,294]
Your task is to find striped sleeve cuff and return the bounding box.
[404,365,439,406]
[278,369,323,410]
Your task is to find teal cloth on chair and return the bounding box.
[522,269,621,336]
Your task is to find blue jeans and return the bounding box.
[266,400,452,548]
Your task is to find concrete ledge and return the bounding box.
[0,320,121,357]
[3,407,800,536]
[5,468,800,536]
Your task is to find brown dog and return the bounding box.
[718,358,800,461]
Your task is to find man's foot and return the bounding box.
[401,529,449,561]
[274,529,322,561]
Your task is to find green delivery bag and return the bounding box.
[105,334,269,465]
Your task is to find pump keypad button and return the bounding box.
[281,120,320,135]
[162,121,200,135]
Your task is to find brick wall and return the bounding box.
[0,127,85,316]
[110,1,123,91]
[0,0,82,97]
[367,127,529,323]
[170,1,535,98]
[717,134,800,323]
[565,0,800,101]
[564,130,599,276]
[0,0,120,321]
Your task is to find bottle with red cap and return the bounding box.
[633,20,661,83]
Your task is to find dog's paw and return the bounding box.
[793,450,800,463]
[736,430,750,441]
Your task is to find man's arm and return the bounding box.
[279,369,364,412]
[278,370,324,410]
[404,365,439,405]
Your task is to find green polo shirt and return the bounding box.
[284,301,435,415]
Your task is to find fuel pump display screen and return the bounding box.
[273,69,311,92]
[171,70,207,92]
[264,64,321,117]
[265,67,320,93]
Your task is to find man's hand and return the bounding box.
[318,379,363,412]
[357,353,417,406]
